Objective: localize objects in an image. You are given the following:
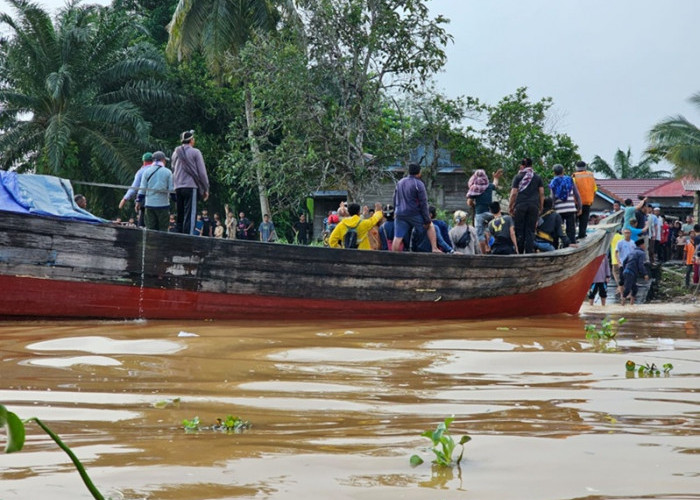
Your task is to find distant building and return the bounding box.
[594,178,697,220]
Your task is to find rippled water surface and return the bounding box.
[1,313,699,499]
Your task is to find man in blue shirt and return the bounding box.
[391,163,438,252]
[137,151,174,232]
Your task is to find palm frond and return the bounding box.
[100,80,183,106]
[83,102,151,139]
[589,155,617,179]
[0,120,44,170]
[166,0,199,62]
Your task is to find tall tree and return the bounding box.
[166,0,293,219]
[222,33,325,215]
[0,0,171,185]
[648,92,700,178]
[303,0,451,199]
[590,148,670,179]
[476,87,580,179]
[396,85,469,197]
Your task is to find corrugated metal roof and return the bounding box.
[595,179,670,202]
[681,178,700,191]
[642,180,694,197]
[311,190,348,198]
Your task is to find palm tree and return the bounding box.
[166,0,295,219]
[648,92,700,177]
[589,148,671,179]
[0,0,171,183]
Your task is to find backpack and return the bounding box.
[343,220,361,249]
[455,228,471,249]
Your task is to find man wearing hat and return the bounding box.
[572,160,597,239]
[171,130,209,235]
[137,151,174,232]
[119,152,153,226]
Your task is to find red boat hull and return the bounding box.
[0,254,602,320]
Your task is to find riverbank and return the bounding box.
[580,262,700,316]
[579,300,700,316]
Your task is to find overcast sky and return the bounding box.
[2,0,699,169]
[429,0,700,167]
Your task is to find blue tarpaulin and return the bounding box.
[0,171,105,222]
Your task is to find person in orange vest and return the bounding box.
[684,231,696,287]
[572,160,597,240]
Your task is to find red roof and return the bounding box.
[595,179,671,202]
[642,179,694,198]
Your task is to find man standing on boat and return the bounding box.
[572,160,597,240]
[391,163,439,252]
[549,164,581,245]
[119,152,152,227]
[137,151,174,232]
[172,130,209,235]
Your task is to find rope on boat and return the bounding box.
[71,180,172,194]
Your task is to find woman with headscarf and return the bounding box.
[508,158,544,254]
[467,168,503,254]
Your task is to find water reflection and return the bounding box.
[0,315,698,499]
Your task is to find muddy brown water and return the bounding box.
[0,313,698,500]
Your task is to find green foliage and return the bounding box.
[590,148,670,179]
[0,1,174,182]
[182,416,201,432]
[221,34,322,217]
[625,360,673,377]
[1,404,105,499]
[304,0,452,199]
[0,404,25,453]
[648,91,700,178]
[410,417,471,468]
[585,317,627,342]
[474,87,581,179]
[182,415,251,433]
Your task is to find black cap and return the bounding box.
[152,151,169,162]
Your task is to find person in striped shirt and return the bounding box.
[549,164,581,245]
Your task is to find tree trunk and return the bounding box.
[244,86,271,220]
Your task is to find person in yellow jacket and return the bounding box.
[329,202,383,249]
[572,160,597,239]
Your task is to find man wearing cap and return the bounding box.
[137,151,174,232]
[119,152,153,226]
[572,160,597,239]
[172,130,209,235]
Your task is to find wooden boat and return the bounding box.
[0,205,620,321]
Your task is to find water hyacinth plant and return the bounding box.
[410,417,471,467]
[625,360,673,377]
[182,415,251,433]
[585,317,626,342]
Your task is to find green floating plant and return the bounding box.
[182,415,251,433]
[585,317,627,342]
[625,360,673,377]
[1,404,105,500]
[410,417,471,467]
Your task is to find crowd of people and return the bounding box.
[113,137,700,305]
[321,159,598,256]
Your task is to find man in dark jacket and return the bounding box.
[620,239,649,306]
[534,198,569,252]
